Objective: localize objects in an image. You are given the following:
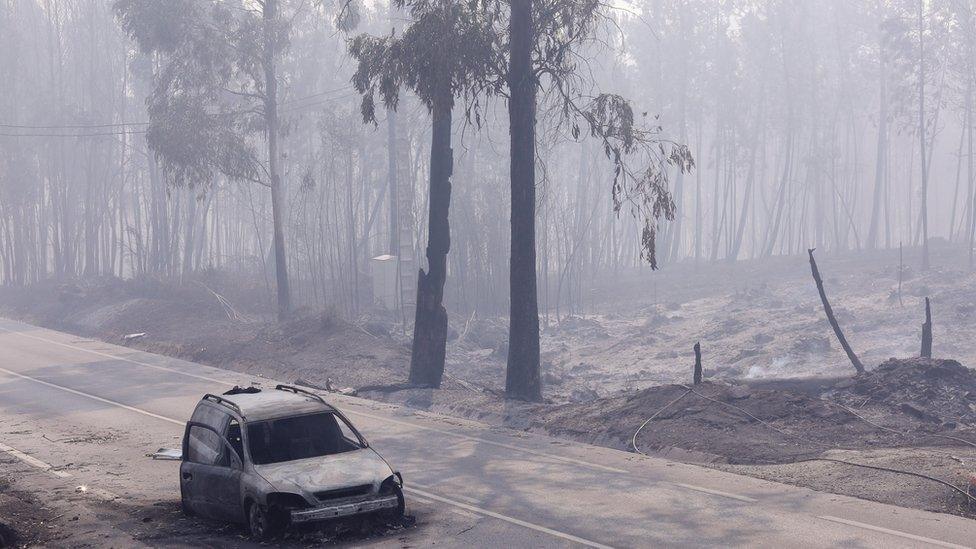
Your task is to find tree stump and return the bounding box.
[693,342,703,385]
[921,297,932,359]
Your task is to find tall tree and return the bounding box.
[351,0,497,387]
[918,0,930,269]
[503,0,693,400]
[115,0,293,318]
[505,0,540,400]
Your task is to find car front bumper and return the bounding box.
[289,494,400,523]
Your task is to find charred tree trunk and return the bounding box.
[693,342,702,385]
[921,297,932,358]
[409,90,453,388]
[808,248,865,375]
[505,0,542,402]
[264,0,291,320]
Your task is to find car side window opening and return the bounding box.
[247,412,363,465]
[334,414,363,447]
[190,403,232,433]
[227,419,244,461]
[187,425,230,467]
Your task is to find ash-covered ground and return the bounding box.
[3,242,976,518]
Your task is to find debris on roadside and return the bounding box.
[121,332,146,344]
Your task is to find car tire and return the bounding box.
[384,485,405,522]
[247,501,280,540]
[247,502,272,541]
[179,485,195,517]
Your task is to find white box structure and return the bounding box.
[370,254,398,309]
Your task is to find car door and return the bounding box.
[181,416,244,522]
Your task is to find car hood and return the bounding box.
[253,449,393,493]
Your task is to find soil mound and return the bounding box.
[838,357,976,427]
[543,381,877,464]
[543,358,976,465]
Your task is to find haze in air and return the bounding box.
[1,0,976,546]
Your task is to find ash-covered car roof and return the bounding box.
[216,387,334,422]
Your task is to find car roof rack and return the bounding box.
[203,393,243,416]
[275,384,333,408]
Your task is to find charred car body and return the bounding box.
[154,385,404,538]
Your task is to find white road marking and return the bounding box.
[0,363,618,549]
[0,442,71,478]
[405,486,614,549]
[0,323,627,475]
[671,482,756,503]
[0,442,121,501]
[447,493,481,505]
[0,366,184,427]
[0,325,234,386]
[817,515,971,549]
[449,508,481,519]
[407,496,433,505]
[345,407,628,474]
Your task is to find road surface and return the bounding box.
[0,317,974,548]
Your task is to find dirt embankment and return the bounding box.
[0,275,417,393]
[545,358,976,462]
[541,357,976,516]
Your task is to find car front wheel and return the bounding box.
[248,502,281,540]
[384,485,405,521]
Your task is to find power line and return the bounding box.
[277,85,354,106]
[0,121,149,129]
[0,130,148,137]
[278,91,360,113]
[0,85,358,131]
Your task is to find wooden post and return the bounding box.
[808,249,865,375]
[921,297,932,358]
[693,342,703,385]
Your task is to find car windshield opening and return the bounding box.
[247,412,363,465]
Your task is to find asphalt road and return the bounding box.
[1,317,975,548]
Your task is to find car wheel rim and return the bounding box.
[250,505,264,537]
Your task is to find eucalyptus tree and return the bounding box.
[350,0,499,387]
[503,0,693,401]
[114,0,294,318]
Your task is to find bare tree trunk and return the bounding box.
[505,0,542,402]
[867,29,887,249]
[808,248,865,375]
[918,0,930,270]
[182,188,197,277]
[264,0,291,319]
[409,86,453,387]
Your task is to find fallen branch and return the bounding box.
[194,281,250,322]
[808,249,864,375]
[458,309,477,343]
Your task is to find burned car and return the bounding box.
[153,385,404,539]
